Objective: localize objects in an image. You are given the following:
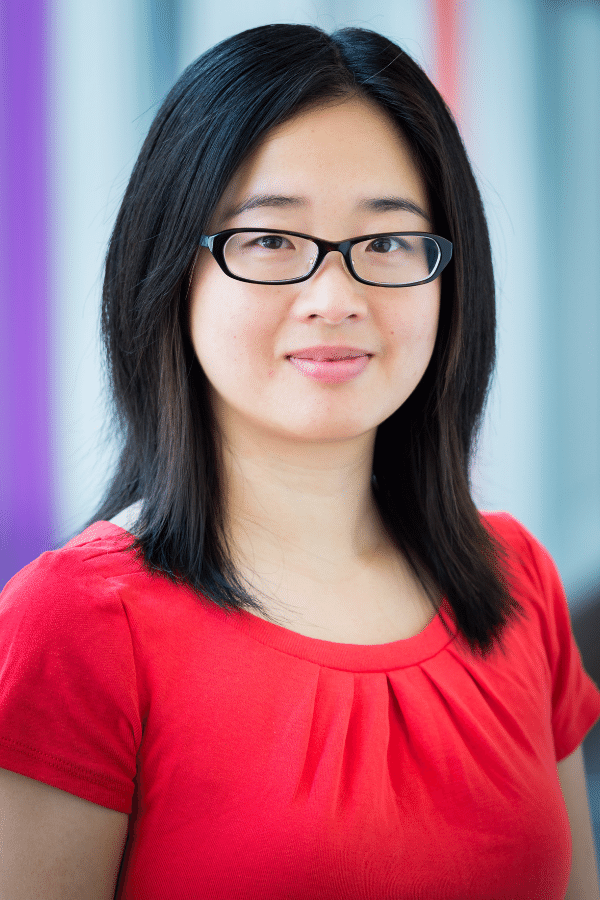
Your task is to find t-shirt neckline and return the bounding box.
[220,596,458,671]
[101,519,458,672]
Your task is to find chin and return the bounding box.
[275,419,378,444]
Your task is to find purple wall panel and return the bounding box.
[0,0,53,587]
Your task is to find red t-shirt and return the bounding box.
[1,511,599,899]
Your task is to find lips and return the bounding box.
[286,346,372,384]
[286,345,371,362]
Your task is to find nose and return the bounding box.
[291,250,368,323]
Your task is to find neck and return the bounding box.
[220,425,388,590]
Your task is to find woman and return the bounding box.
[1,23,599,900]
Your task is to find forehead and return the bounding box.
[212,96,430,227]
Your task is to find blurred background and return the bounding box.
[1,0,599,854]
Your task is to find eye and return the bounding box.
[250,234,294,251]
[366,235,411,253]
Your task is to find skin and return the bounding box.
[188,96,441,632]
[557,746,600,899]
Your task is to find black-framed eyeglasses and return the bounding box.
[199,229,453,287]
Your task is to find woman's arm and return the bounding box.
[0,767,129,900]
[557,744,600,899]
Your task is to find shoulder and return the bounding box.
[0,521,210,652]
[479,509,559,586]
[478,510,572,645]
[479,508,536,546]
[0,523,146,815]
[0,521,151,622]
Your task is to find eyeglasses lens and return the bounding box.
[351,235,440,285]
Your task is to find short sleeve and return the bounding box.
[0,546,142,813]
[495,514,600,762]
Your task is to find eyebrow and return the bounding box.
[223,194,432,225]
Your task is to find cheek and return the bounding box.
[190,286,269,383]
[420,305,440,353]
[192,314,242,377]
[391,298,440,353]
[387,299,439,390]
[416,287,440,350]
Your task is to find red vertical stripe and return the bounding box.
[433,0,461,120]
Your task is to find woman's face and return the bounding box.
[189,97,441,450]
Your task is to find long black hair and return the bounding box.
[78,23,526,658]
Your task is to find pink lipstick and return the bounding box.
[286,346,372,384]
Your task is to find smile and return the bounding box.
[287,354,371,384]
